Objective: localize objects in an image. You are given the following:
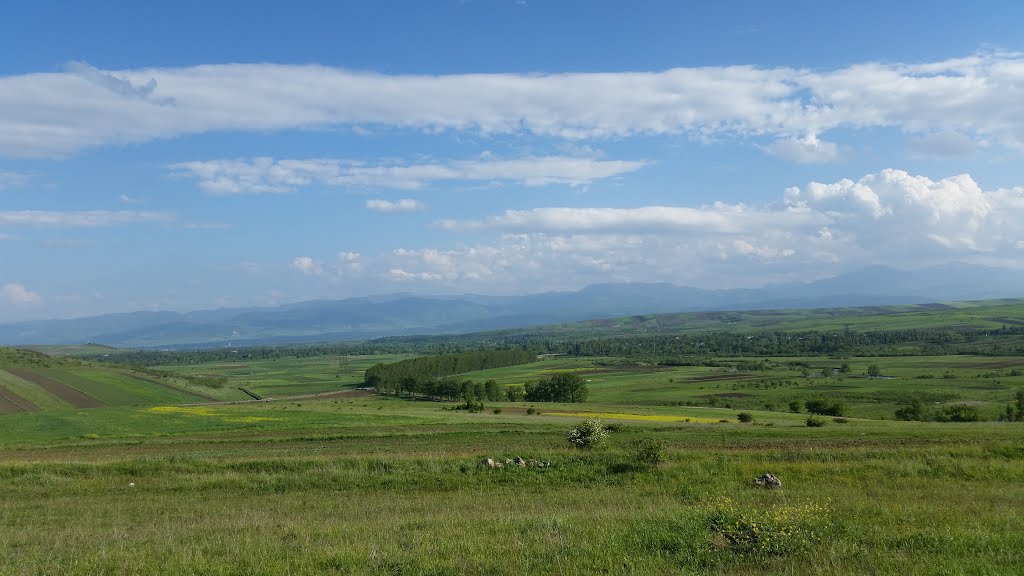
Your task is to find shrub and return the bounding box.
[934,404,982,422]
[788,400,802,413]
[706,497,831,556]
[737,412,754,423]
[805,398,845,416]
[832,417,848,424]
[805,416,826,427]
[566,419,609,449]
[628,437,666,470]
[526,407,537,415]
[492,408,502,414]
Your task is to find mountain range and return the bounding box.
[2,263,1022,348]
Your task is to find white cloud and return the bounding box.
[291,256,323,276]
[4,53,1024,158]
[170,155,647,195]
[366,198,425,213]
[0,210,173,227]
[118,194,141,204]
[1,283,41,305]
[440,204,821,234]
[762,134,840,163]
[424,169,1024,290]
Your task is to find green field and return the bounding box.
[0,394,1022,574]
[4,303,1024,574]
[157,353,411,398]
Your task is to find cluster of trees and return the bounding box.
[364,349,534,393]
[804,398,847,416]
[895,400,982,422]
[524,373,589,403]
[378,375,517,402]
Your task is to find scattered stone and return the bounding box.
[513,457,527,467]
[753,473,782,489]
[480,458,498,469]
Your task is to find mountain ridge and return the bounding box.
[2,263,1022,348]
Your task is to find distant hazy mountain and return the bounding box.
[2,264,1022,348]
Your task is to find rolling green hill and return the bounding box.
[0,348,239,414]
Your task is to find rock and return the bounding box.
[513,457,527,467]
[753,473,782,489]
[480,458,498,469]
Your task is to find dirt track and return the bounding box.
[4,368,105,408]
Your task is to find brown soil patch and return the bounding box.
[0,394,22,414]
[0,386,40,413]
[5,368,104,408]
[130,373,219,402]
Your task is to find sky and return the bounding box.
[2,0,1024,321]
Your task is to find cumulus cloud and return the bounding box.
[170,155,646,194]
[0,210,173,227]
[291,256,323,276]
[1,283,41,305]
[366,199,425,213]
[425,169,1024,289]
[3,53,1024,157]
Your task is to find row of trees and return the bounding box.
[364,349,535,394]
[365,371,589,404]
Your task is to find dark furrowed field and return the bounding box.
[1,396,1023,575]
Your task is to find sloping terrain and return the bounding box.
[0,348,220,413]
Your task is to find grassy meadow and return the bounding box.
[3,312,1024,574]
[1,394,1022,574]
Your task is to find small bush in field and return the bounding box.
[629,437,666,469]
[566,419,609,449]
[737,412,754,423]
[805,416,826,427]
[705,497,831,556]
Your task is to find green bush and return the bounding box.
[805,416,826,427]
[628,437,666,470]
[566,419,609,449]
[737,412,754,423]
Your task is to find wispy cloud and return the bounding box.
[1,283,41,305]
[0,210,174,227]
[0,171,28,190]
[170,155,647,195]
[3,53,1024,158]
[366,198,425,213]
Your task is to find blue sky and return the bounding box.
[2,0,1024,320]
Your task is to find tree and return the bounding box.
[867,364,882,378]
[788,400,803,413]
[484,379,501,402]
[840,363,851,374]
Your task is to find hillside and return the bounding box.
[0,348,237,414]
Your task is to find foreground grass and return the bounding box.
[1,397,1023,574]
